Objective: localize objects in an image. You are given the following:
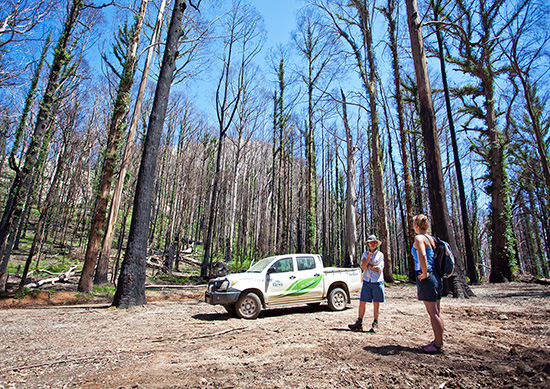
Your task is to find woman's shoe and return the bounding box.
[422,342,445,354]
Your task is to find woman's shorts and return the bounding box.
[360,281,385,303]
[416,270,442,301]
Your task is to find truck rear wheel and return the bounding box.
[328,287,347,311]
[236,292,261,319]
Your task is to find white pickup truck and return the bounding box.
[205,254,362,319]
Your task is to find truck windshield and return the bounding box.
[247,257,276,273]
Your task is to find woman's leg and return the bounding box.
[423,300,444,346]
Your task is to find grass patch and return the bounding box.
[151,273,200,285]
[392,273,410,282]
[93,284,116,297]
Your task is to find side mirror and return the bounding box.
[267,267,276,274]
[241,268,247,272]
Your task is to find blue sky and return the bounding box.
[253,0,301,49]
[186,0,304,118]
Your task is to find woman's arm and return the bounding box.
[414,235,429,280]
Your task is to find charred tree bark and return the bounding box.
[113,0,188,308]
[79,0,148,292]
[97,0,166,286]
[432,3,479,285]
[405,0,473,297]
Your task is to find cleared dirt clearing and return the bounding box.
[1,282,549,388]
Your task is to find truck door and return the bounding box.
[265,256,297,305]
[293,255,324,301]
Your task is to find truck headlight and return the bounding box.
[216,279,236,291]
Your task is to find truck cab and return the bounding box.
[205,254,361,319]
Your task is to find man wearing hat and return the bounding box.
[348,234,385,332]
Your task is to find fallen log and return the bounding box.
[534,278,550,285]
[23,266,77,289]
[180,255,201,267]
[146,256,164,269]
[145,284,205,289]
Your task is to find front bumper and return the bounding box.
[205,291,240,305]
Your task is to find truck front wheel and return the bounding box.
[236,292,261,319]
[223,304,237,317]
[328,287,347,311]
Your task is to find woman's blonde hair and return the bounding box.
[413,214,430,231]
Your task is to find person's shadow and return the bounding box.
[363,344,424,355]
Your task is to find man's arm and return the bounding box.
[360,253,371,271]
[369,252,384,273]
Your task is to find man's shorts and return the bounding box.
[416,270,443,301]
[359,281,385,303]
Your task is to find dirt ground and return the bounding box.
[1,282,549,388]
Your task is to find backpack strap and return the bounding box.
[422,234,436,250]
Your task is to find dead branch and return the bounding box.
[7,355,100,372]
[189,327,247,340]
[151,327,247,343]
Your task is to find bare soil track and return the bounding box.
[1,282,549,388]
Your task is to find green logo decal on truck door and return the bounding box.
[280,275,322,297]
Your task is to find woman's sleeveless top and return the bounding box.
[411,237,435,272]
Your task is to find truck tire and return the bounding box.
[328,287,347,311]
[236,292,261,319]
[223,304,237,317]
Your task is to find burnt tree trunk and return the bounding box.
[79,0,149,291]
[433,3,479,285]
[113,0,187,308]
[405,0,473,298]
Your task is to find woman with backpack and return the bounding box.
[412,214,445,354]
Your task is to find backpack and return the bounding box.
[425,235,455,278]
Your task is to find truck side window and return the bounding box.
[297,256,315,271]
[272,257,293,273]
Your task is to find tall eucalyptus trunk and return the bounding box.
[113,0,188,308]
[79,0,148,292]
[18,103,77,293]
[352,0,393,281]
[341,90,357,267]
[433,2,479,284]
[98,0,168,284]
[381,0,415,272]
[405,0,473,297]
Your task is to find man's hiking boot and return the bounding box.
[348,319,363,332]
[368,319,379,333]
